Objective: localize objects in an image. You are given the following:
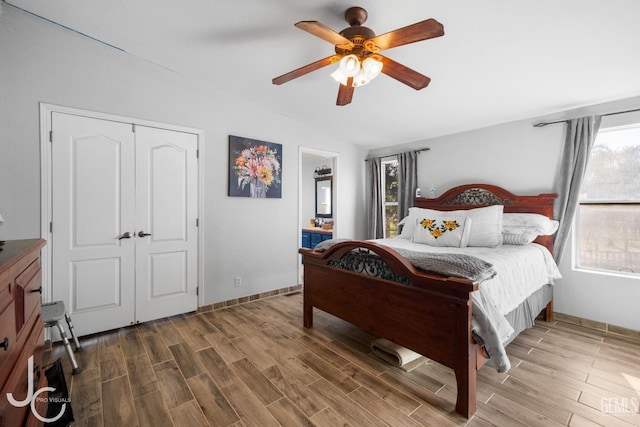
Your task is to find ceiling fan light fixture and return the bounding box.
[330,67,348,86]
[338,54,361,77]
[363,57,383,79]
[353,57,383,87]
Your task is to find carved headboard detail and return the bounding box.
[442,188,514,206]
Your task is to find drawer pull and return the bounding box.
[32,286,43,294]
[1,337,8,351]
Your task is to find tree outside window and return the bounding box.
[382,159,399,238]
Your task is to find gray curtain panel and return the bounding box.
[398,151,418,221]
[553,115,602,263]
[368,157,384,239]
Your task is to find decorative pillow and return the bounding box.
[401,205,503,247]
[502,213,559,235]
[398,208,422,239]
[412,215,472,247]
[502,233,538,245]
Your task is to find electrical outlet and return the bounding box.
[234,276,242,287]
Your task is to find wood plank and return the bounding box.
[265,397,315,427]
[187,372,240,426]
[153,359,194,408]
[102,375,137,427]
[340,363,421,415]
[296,351,359,394]
[222,381,281,427]
[262,364,326,417]
[169,342,206,379]
[134,390,173,427]
[119,327,146,358]
[308,378,388,427]
[100,344,127,382]
[126,353,159,398]
[485,393,565,427]
[204,329,245,364]
[168,399,209,427]
[348,386,423,427]
[153,317,185,347]
[69,367,102,423]
[230,358,283,405]
[197,346,237,387]
[141,332,173,365]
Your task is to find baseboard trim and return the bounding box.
[197,284,303,313]
[554,312,640,341]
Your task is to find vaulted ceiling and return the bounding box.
[7,0,640,148]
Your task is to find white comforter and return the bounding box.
[373,238,562,371]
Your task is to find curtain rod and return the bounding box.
[533,107,640,127]
[364,147,430,161]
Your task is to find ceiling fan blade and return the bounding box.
[336,77,354,106]
[379,55,431,90]
[295,21,355,49]
[272,55,340,85]
[365,18,444,52]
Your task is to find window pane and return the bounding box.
[578,204,640,274]
[581,127,640,201]
[385,205,399,238]
[384,162,398,203]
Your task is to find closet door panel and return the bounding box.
[134,126,198,322]
[51,112,136,335]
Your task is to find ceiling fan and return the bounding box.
[272,6,444,106]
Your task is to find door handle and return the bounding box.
[138,231,151,238]
[117,232,132,240]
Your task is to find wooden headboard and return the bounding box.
[415,184,558,253]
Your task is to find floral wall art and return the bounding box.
[229,135,282,198]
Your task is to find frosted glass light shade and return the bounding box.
[330,68,348,85]
[338,54,360,77]
[352,57,383,87]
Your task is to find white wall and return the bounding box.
[368,104,640,331]
[0,5,367,305]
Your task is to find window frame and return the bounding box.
[381,158,399,238]
[574,123,640,278]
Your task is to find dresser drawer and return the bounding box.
[0,301,17,379]
[0,319,45,427]
[17,261,42,330]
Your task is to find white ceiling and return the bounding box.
[8,0,640,149]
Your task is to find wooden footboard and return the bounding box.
[300,241,480,417]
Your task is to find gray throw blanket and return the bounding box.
[313,239,496,284]
[393,248,497,283]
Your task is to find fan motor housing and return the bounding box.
[336,26,375,56]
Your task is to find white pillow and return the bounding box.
[502,213,559,235]
[502,233,538,245]
[412,215,472,247]
[401,205,503,247]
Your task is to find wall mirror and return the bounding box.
[315,177,332,218]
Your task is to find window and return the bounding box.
[382,159,399,238]
[577,124,640,275]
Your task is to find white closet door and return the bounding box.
[51,112,136,334]
[51,112,199,336]
[134,126,198,322]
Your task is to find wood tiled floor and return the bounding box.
[47,293,640,426]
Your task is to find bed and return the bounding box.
[298,183,560,418]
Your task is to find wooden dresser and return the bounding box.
[0,239,47,427]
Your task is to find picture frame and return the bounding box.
[228,135,282,198]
